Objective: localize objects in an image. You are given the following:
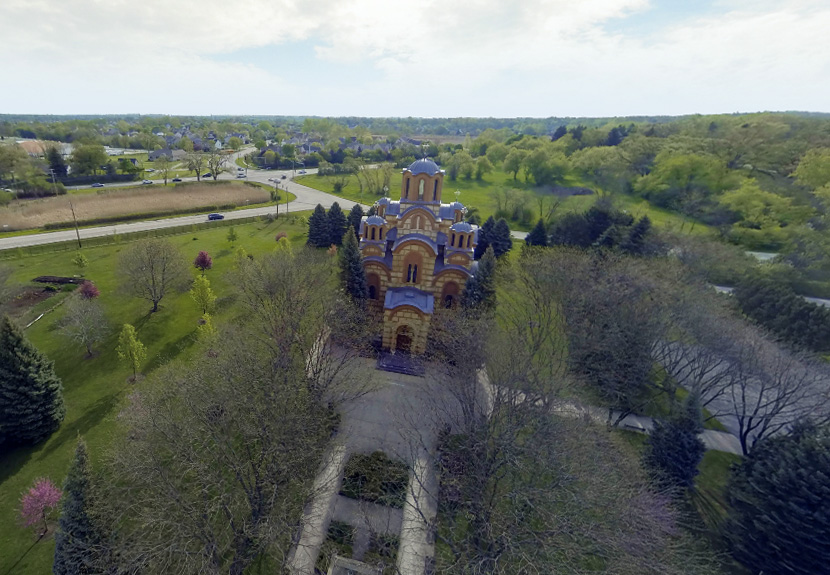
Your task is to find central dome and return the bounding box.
[407,158,440,176]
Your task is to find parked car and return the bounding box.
[142,179,153,184]
[298,170,306,174]
[172,178,182,182]
[236,173,246,178]
[202,173,212,178]
[91,183,105,188]
[237,167,245,171]
[280,175,287,179]
[208,213,224,221]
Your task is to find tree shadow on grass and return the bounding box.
[0,443,34,486]
[37,392,122,461]
[142,329,197,373]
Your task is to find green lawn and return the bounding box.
[295,168,712,234]
[0,213,313,574]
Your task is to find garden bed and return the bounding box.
[340,451,409,509]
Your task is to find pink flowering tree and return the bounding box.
[78,280,100,299]
[194,251,213,275]
[20,478,62,537]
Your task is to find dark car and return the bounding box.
[208,213,224,221]
[91,183,105,188]
[280,175,287,179]
[202,173,212,178]
[172,178,182,182]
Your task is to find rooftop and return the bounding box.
[384,287,435,314]
[407,158,441,176]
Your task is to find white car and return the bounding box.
[236,173,246,178]
[142,179,153,184]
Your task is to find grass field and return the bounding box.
[1,183,271,231]
[295,168,712,234]
[0,214,314,574]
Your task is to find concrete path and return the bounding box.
[397,451,438,575]
[287,444,348,575]
[477,370,744,455]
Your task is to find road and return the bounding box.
[1,153,527,250]
[0,161,366,250]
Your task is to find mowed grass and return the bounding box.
[1,183,271,231]
[296,168,712,234]
[0,214,314,574]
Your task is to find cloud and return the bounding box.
[0,0,828,116]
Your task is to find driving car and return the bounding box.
[91,183,105,188]
[142,179,153,184]
[280,175,287,179]
[236,173,246,178]
[172,178,182,182]
[207,213,224,221]
[298,170,306,174]
[202,173,212,178]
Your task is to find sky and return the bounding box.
[1,0,829,118]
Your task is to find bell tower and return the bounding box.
[401,159,444,204]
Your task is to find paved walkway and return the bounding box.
[477,370,744,455]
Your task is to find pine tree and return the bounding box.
[551,125,568,141]
[525,219,548,247]
[726,422,830,575]
[327,202,348,246]
[54,437,101,575]
[306,204,329,248]
[491,218,513,258]
[0,315,65,446]
[473,216,495,260]
[621,216,652,255]
[462,246,497,312]
[642,393,705,490]
[366,205,377,217]
[338,228,368,304]
[348,204,365,238]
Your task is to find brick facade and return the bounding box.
[359,159,478,355]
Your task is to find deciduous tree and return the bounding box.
[118,238,189,312]
[19,478,62,538]
[190,275,216,315]
[117,324,146,382]
[61,293,108,357]
[193,250,213,275]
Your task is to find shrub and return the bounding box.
[339,451,409,508]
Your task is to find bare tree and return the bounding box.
[717,331,830,455]
[98,333,333,575]
[60,294,108,357]
[206,149,229,181]
[118,238,190,312]
[185,152,205,181]
[354,162,393,195]
[155,154,172,185]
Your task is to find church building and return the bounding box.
[359,158,478,355]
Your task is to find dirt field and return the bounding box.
[0,184,270,231]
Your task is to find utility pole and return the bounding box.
[56,169,82,249]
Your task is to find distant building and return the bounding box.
[360,158,477,354]
[148,148,186,161]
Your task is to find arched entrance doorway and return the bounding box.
[395,325,413,353]
[441,281,460,308]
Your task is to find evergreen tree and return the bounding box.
[54,437,101,575]
[366,205,377,217]
[0,315,65,446]
[491,218,513,258]
[306,204,330,248]
[338,228,368,305]
[462,246,497,312]
[473,216,495,260]
[347,204,365,238]
[525,219,548,247]
[621,216,652,255]
[47,146,68,178]
[551,125,568,141]
[726,421,830,575]
[327,202,348,246]
[642,393,705,491]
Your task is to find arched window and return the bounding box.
[466,235,471,248]
[369,285,377,300]
[450,233,455,247]
[379,228,384,240]
[371,228,375,240]
[412,264,418,283]
[418,179,424,200]
[433,181,438,200]
[406,264,419,283]
[405,179,410,197]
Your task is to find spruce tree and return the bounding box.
[0,315,65,446]
[473,216,495,260]
[726,422,830,575]
[54,437,101,575]
[347,204,365,238]
[491,218,513,258]
[366,205,377,217]
[338,228,368,305]
[621,216,652,255]
[525,219,548,247]
[642,393,705,491]
[462,246,497,312]
[327,202,348,246]
[306,204,330,248]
